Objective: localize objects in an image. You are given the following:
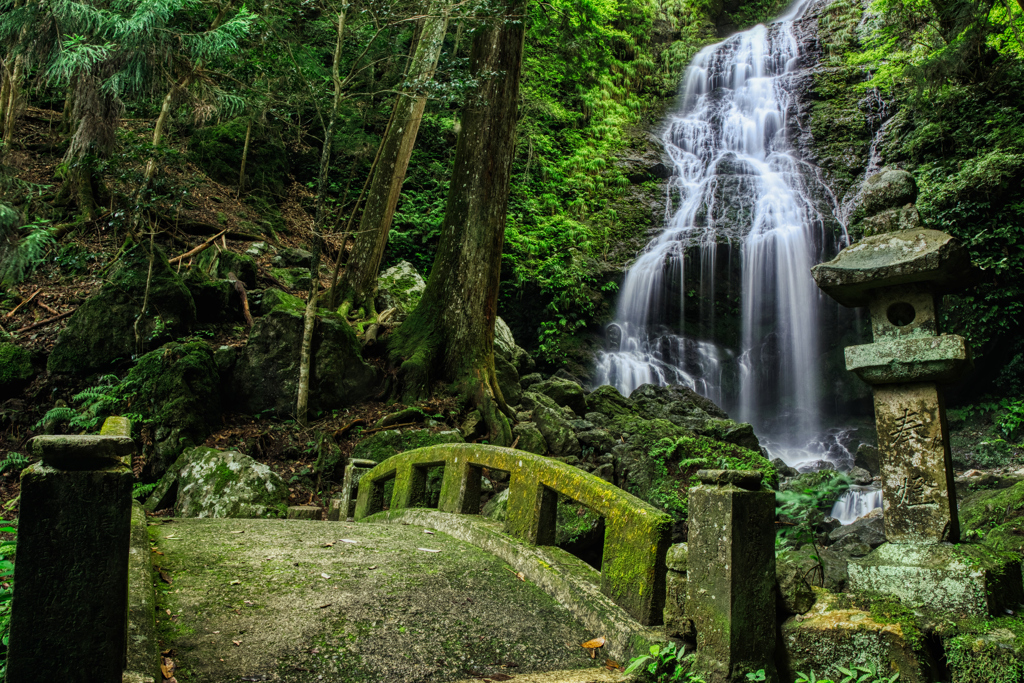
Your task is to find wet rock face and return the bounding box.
[172,447,289,518]
[48,243,197,374]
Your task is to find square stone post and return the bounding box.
[813,229,1023,616]
[687,470,777,683]
[7,418,135,683]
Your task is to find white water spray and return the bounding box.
[596,0,843,451]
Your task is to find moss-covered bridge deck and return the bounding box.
[148,515,631,683]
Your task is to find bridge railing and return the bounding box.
[354,443,672,625]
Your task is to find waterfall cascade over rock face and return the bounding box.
[596,0,855,465]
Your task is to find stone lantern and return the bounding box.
[812,228,1022,616]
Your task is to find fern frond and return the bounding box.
[0,218,55,287]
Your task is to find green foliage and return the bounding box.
[945,615,1024,683]
[132,481,158,500]
[776,470,851,546]
[624,644,705,682]
[795,665,899,683]
[36,374,133,432]
[868,597,924,650]
[0,217,56,288]
[0,453,30,477]
[0,523,15,678]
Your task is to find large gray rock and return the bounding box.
[171,447,289,518]
[495,354,522,406]
[49,243,196,374]
[525,392,580,457]
[512,422,547,455]
[629,383,728,426]
[854,443,881,475]
[776,554,817,615]
[375,261,425,321]
[828,508,886,550]
[232,289,378,416]
[859,168,918,216]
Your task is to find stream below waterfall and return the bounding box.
[595,0,882,519]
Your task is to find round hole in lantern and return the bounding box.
[886,302,916,327]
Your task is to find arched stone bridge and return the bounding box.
[355,443,674,626]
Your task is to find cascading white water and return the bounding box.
[830,486,884,524]
[596,0,845,455]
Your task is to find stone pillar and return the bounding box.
[335,458,378,521]
[7,417,135,683]
[687,470,777,683]
[813,228,1023,617]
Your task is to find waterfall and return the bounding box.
[830,486,883,524]
[596,0,848,458]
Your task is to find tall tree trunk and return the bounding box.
[238,118,252,195]
[1,53,26,146]
[335,0,451,319]
[387,0,525,445]
[58,72,122,220]
[297,8,346,426]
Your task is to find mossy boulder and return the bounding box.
[184,279,240,323]
[959,482,1024,557]
[945,624,1024,683]
[0,341,34,397]
[191,248,258,290]
[349,428,465,464]
[584,384,635,419]
[530,377,586,415]
[511,422,547,455]
[495,354,522,406]
[190,118,289,197]
[859,168,918,216]
[270,267,312,292]
[375,261,425,321]
[524,392,581,457]
[48,243,196,374]
[123,341,222,477]
[171,447,288,518]
[629,383,729,428]
[231,289,378,416]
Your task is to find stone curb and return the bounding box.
[124,501,159,683]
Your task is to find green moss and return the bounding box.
[0,341,33,389]
[190,117,289,198]
[350,428,465,464]
[867,597,925,651]
[945,616,1024,683]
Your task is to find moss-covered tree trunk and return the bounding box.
[335,0,451,319]
[388,0,525,445]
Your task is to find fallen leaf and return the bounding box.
[212,631,220,634]
[417,548,441,553]
[320,573,331,579]
[605,659,620,670]
[230,530,244,534]
[165,609,172,616]
[160,656,175,678]
[322,542,335,547]
[228,579,241,585]
[423,530,435,535]
[244,601,255,606]
[158,569,172,585]
[581,636,606,649]
[163,535,180,539]
[367,565,377,570]
[318,604,332,609]
[232,640,242,646]
[339,539,358,544]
